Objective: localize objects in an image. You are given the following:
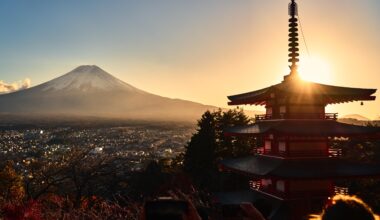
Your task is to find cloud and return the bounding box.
[0,78,31,94]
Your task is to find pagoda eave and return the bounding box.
[227,81,377,106]
[221,164,380,181]
[228,95,376,106]
[225,131,380,140]
[220,156,380,180]
[228,100,267,106]
[325,95,376,105]
[224,120,380,138]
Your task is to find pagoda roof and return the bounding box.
[228,79,376,105]
[220,155,380,179]
[214,191,287,220]
[225,119,380,138]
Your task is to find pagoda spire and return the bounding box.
[284,0,300,80]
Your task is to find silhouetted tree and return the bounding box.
[23,145,129,207]
[127,160,174,200]
[183,109,254,190]
[332,123,380,212]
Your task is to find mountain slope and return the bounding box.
[0,65,216,121]
[341,114,370,121]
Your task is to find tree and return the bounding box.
[0,161,25,202]
[332,124,380,212]
[183,109,254,190]
[23,145,129,207]
[184,111,218,180]
[215,109,255,158]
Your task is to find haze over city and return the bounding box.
[0,0,379,118]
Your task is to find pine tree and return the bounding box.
[183,109,253,189]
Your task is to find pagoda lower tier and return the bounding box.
[220,118,380,219]
[219,153,380,219]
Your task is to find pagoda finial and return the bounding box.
[285,0,300,80]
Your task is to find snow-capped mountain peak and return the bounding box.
[40,65,139,92]
[0,65,215,121]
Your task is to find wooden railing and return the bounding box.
[328,148,343,158]
[255,113,338,121]
[254,147,343,158]
[334,186,349,195]
[249,180,262,190]
[253,147,264,155]
[255,114,273,121]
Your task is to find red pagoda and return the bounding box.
[219,1,380,219]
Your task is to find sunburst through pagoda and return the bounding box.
[219,0,380,219]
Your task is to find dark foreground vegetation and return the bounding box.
[0,109,380,219]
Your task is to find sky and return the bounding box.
[0,0,379,118]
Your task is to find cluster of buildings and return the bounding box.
[0,125,194,172]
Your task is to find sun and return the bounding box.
[298,56,333,84]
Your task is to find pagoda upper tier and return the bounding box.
[228,77,376,106]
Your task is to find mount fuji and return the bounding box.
[0,65,216,121]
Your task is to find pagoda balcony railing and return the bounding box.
[334,186,349,195]
[249,180,262,190]
[328,148,343,158]
[255,114,273,121]
[254,147,265,155]
[255,113,338,121]
[254,147,343,158]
